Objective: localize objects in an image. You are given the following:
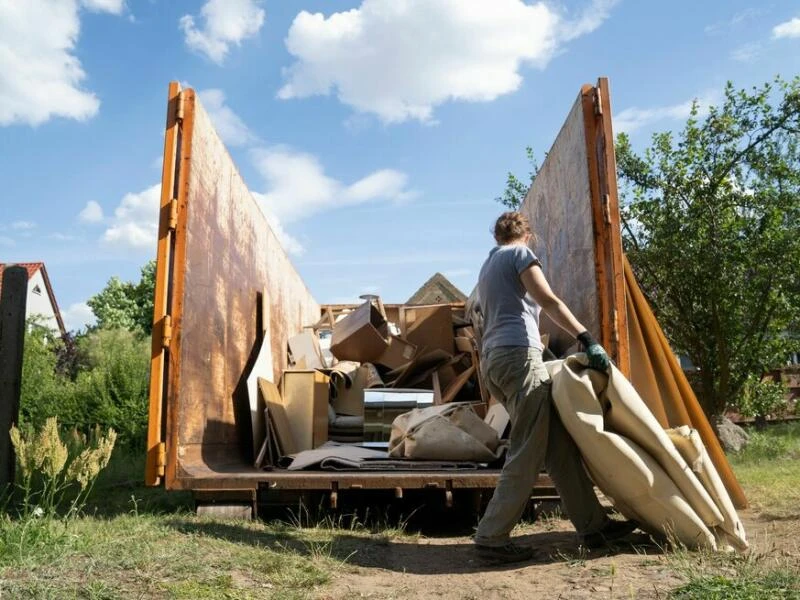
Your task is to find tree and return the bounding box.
[495,146,539,210]
[87,261,156,334]
[616,77,800,417]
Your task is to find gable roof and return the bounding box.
[0,262,66,336]
[407,272,467,305]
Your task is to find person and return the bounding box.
[473,211,637,564]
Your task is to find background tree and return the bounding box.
[495,146,539,210]
[616,77,800,417]
[87,261,155,334]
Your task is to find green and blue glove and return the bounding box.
[577,331,610,372]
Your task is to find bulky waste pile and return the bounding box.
[253,298,509,472]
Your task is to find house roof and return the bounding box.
[407,272,468,305]
[0,262,66,336]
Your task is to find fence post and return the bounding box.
[0,266,28,491]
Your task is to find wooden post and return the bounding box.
[0,266,28,491]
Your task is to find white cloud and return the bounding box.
[180,0,265,64]
[614,92,718,134]
[80,0,125,14]
[62,301,96,331]
[251,146,414,222]
[102,184,160,250]
[278,0,617,123]
[773,17,800,39]
[79,200,104,223]
[198,89,256,146]
[731,42,762,63]
[0,0,123,126]
[11,221,36,230]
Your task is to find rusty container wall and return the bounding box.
[520,78,629,376]
[147,84,320,489]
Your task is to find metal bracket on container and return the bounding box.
[168,198,179,231]
[176,91,185,121]
[445,480,454,508]
[593,88,603,116]
[330,481,339,510]
[161,315,173,349]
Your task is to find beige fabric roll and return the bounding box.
[547,356,727,549]
[666,426,748,551]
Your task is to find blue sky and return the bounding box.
[1,0,799,331]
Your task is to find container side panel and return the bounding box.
[172,92,319,479]
[521,94,598,357]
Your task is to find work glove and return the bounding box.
[577,331,610,372]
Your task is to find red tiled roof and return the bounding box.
[0,262,66,335]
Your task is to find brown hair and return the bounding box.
[493,211,534,245]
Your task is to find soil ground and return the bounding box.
[321,509,800,599]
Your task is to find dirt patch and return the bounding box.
[320,510,800,599]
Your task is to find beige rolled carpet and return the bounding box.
[547,355,746,550]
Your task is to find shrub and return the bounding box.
[737,375,788,424]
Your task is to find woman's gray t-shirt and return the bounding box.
[478,244,543,352]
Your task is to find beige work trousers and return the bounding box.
[474,346,607,547]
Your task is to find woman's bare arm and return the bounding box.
[519,264,585,338]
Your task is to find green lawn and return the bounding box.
[667,422,800,599]
[2,423,800,599]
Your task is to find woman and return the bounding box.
[473,211,636,564]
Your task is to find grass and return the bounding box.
[663,421,800,599]
[728,422,800,517]
[0,448,354,599]
[3,423,800,599]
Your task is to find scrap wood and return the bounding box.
[387,349,459,388]
[258,377,297,456]
[441,365,476,404]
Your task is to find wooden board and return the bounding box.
[520,79,628,374]
[259,378,297,456]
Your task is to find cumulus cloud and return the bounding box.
[79,200,104,223]
[102,184,160,250]
[62,301,97,331]
[614,92,718,134]
[773,17,800,39]
[0,0,123,126]
[180,0,265,64]
[278,0,617,123]
[80,0,125,14]
[251,146,414,223]
[198,89,257,146]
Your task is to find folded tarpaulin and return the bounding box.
[548,355,747,551]
[279,442,482,471]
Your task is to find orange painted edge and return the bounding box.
[163,88,195,491]
[580,85,611,360]
[596,78,630,377]
[145,82,181,487]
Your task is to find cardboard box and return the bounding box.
[279,370,330,451]
[330,301,390,362]
[400,305,455,355]
[330,364,369,417]
[288,331,327,369]
[376,335,417,370]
